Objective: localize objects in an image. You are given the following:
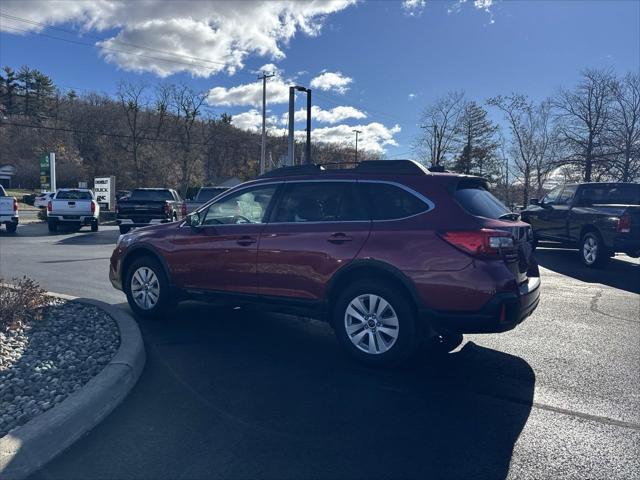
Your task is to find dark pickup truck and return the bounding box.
[521,182,640,267]
[116,188,183,234]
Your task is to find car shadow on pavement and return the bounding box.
[33,302,536,480]
[54,230,120,246]
[535,247,640,294]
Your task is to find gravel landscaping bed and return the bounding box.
[0,300,120,437]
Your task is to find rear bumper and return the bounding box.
[423,276,541,334]
[117,216,173,227]
[0,215,18,223]
[48,215,96,225]
[613,236,640,256]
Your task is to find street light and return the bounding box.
[287,85,312,165]
[353,129,362,163]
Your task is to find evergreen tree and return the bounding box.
[453,101,500,180]
[0,66,19,115]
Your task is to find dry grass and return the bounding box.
[0,277,49,331]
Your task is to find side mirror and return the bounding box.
[529,198,539,206]
[186,212,201,228]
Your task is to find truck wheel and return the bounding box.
[333,280,417,367]
[91,219,99,232]
[125,256,175,319]
[6,222,17,234]
[47,220,58,233]
[580,231,609,268]
[119,225,131,235]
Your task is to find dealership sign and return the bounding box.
[40,153,56,192]
[94,176,115,210]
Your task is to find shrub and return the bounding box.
[37,208,48,221]
[0,277,48,330]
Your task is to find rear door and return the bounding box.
[257,181,371,300]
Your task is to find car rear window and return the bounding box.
[455,187,511,219]
[361,183,430,220]
[0,186,6,196]
[56,190,93,200]
[579,184,640,205]
[130,189,174,201]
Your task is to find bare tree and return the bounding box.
[530,99,557,198]
[169,84,208,195]
[487,94,538,206]
[414,91,465,167]
[553,68,615,182]
[607,73,640,182]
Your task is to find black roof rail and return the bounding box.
[259,164,325,178]
[259,159,430,178]
[355,160,429,175]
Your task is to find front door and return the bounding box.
[258,181,371,300]
[171,184,279,294]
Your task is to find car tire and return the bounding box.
[580,231,609,268]
[119,225,131,235]
[47,220,57,233]
[333,280,417,367]
[6,222,17,233]
[125,256,175,319]
[91,220,99,232]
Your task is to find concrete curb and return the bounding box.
[0,293,145,480]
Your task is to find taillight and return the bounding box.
[13,198,18,212]
[47,200,52,212]
[91,201,96,214]
[440,229,515,257]
[164,201,171,216]
[617,214,631,233]
[181,202,187,218]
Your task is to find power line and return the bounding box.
[0,24,257,78]
[0,13,255,77]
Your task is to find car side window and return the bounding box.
[361,183,430,220]
[201,186,277,225]
[556,186,577,205]
[542,186,563,205]
[271,182,366,223]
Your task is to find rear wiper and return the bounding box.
[498,212,520,221]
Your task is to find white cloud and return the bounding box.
[408,93,416,100]
[231,113,400,154]
[283,105,367,125]
[208,77,292,107]
[402,0,426,17]
[309,71,353,94]
[448,0,494,21]
[0,0,355,77]
[231,109,279,132]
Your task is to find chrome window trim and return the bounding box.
[180,178,436,227]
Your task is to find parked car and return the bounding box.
[47,188,100,233]
[182,186,229,216]
[110,160,540,367]
[0,185,19,233]
[521,182,640,268]
[116,188,183,234]
[22,193,37,206]
[34,192,55,208]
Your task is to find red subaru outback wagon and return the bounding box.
[110,160,540,366]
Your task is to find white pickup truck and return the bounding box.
[0,185,19,233]
[47,188,100,233]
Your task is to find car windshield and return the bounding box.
[56,190,93,200]
[455,187,511,220]
[129,190,174,201]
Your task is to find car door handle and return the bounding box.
[327,233,353,244]
[237,236,257,246]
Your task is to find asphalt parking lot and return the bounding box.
[1,223,639,479]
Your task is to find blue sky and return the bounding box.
[0,0,638,157]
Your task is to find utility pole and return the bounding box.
[258,71,275,174]
[353,130,362,162]
[287,87,295,166]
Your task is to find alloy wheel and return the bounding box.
[583,236,598,265]
[131,266,160,310]
[344,294,399,354]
